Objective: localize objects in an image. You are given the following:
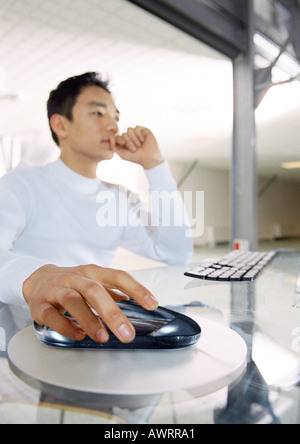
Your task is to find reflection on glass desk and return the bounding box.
[0,250,299,424]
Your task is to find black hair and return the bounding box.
[47,72,111,146]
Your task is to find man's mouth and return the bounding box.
[101,138,115,153]
[101,138,111,147]
[102,135,116,149]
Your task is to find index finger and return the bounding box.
[79,265,159,310]
[69,277,137,344]
[134,126,148,143]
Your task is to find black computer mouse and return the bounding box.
[34,300,201,350]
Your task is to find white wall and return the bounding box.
[169,161,230,246]
[259,177,300,240]
[169,160,300,246]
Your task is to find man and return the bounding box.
[0,72,193,344]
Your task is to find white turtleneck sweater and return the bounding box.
[0,159,193,304]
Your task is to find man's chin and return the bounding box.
[97,151,115,162]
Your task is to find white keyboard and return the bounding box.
[185,250,277,282]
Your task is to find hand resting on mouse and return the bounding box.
[23,264,159,344]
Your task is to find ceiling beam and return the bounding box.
[127,0,248,58]
[128,0,300,63]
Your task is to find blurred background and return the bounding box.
[0,0,299,268]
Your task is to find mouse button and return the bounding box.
[118,301,175,322]
[127,317,170,335]
[116,300,153,320]
[154,306,176,321]
[149,315,201,337]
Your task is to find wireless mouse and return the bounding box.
[34,300,201,350]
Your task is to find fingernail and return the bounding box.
[144,294,159,309]
[96,328,109,343]
[119,323,135,342]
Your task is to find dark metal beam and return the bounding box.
[127,0,247,58]
[201,0,248,24]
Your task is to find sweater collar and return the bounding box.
[49,158,101,194]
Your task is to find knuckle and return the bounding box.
[105,308,122,325]
[80,264,102,277]
[112,272,129,288]
[83,264,97,272]
[61,289,79,306]
[84,282,101,299]
[114,269,129,282]
[40,304,55,325]
[113,269,141,289]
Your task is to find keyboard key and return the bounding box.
[206,270,225,280]
[229,272,246,281]
[185,268,215,278]
[242,270,261,281]
[195,268,215,277]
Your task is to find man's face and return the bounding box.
[63,85,120,162]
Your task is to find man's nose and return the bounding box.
[107,116,119,134]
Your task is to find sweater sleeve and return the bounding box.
[0,173,48,304]
[119,162,194,265]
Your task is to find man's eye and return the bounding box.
[94,111,103,117]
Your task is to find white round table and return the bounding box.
[8,317,247,409]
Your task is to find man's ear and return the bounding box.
[50,114,68,141]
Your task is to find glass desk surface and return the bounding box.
[0,250,299,424]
